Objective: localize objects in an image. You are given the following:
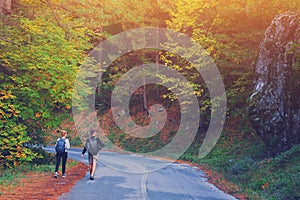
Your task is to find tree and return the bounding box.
[0,0,170,167]
[0,0,91,167]
[0,0,12,15]
[0,89,37,169]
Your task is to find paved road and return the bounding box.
[45,147,237,200]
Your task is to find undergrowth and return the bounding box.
[0,152,78,194]
[181,108,300,200]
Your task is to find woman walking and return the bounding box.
[54,130,70,178]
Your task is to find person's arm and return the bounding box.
[81,139,88,156]
[82,147,87,155]
[65,138,71,150]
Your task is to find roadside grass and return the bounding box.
[244,145,300,199]
[181,110,300,200]
[0,153,78,195]
[201,138,300,199]
[0,164,55,188]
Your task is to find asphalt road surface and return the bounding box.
[45,147,237,200]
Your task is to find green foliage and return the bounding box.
[1,1,299,199]
[241,145,300,199]
[289,41,300,70]
[70,136,83,147]
[108,132,117,143]
[30,147,55,165]
[0,0,92,167]
[1,11,89,119]
[0,90,37,169]
[184,109,300,199]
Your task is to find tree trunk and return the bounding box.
[0,0,12,15]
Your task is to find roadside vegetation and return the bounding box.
[0,152,78,194]
[181,108,300,199]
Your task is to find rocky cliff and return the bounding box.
[249,12,300,156]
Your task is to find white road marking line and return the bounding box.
[141,173,149,200]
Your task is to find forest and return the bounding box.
[1,0,300,199]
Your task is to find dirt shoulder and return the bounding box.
[0,162,88,200]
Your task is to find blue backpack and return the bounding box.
[55,138,66,154]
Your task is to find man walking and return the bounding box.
[81,129,105,180]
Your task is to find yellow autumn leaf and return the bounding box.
[35,112,42,118]
[65,105,71,109]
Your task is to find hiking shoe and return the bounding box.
[62,174,66,178]
[54,172,58,178]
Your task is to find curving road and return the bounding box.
[45,147,237,200]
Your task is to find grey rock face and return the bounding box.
[249,12,300,156]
